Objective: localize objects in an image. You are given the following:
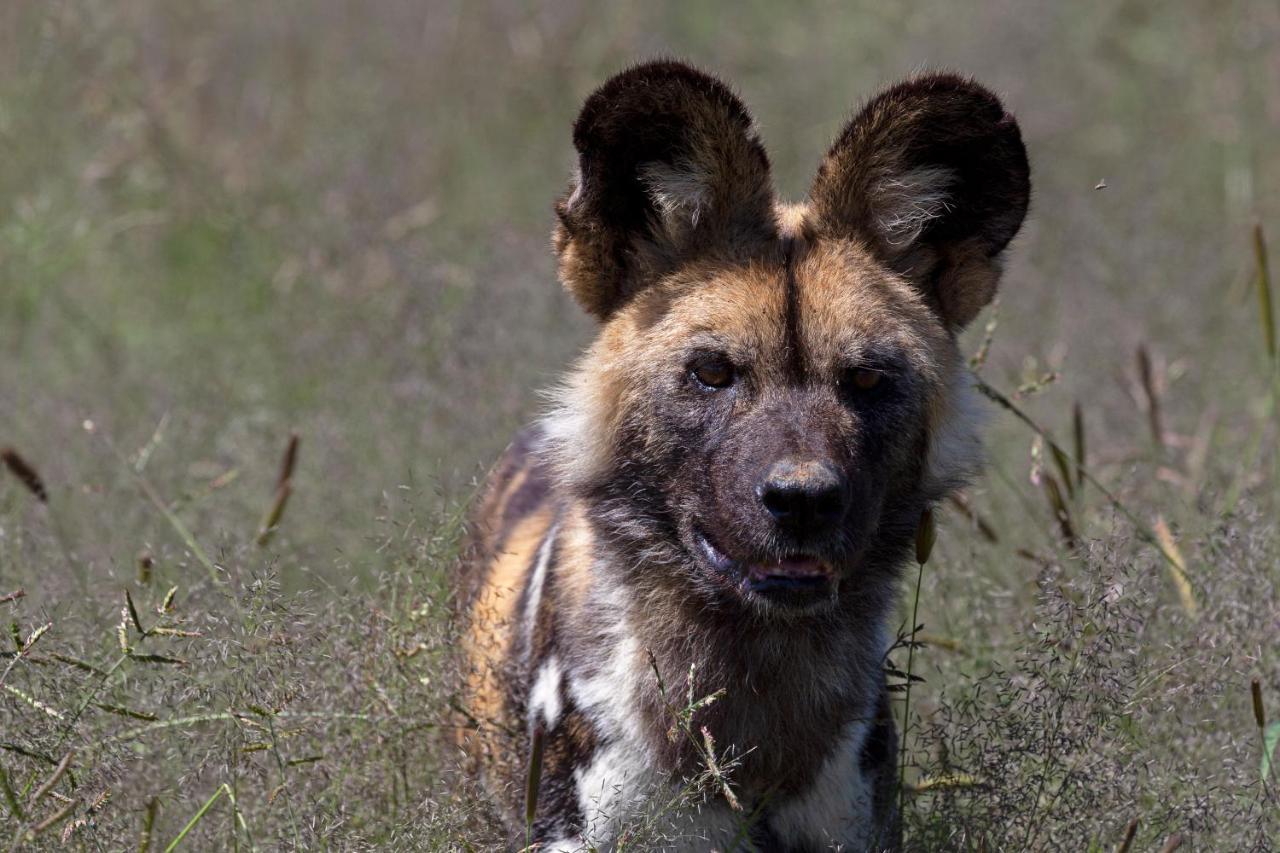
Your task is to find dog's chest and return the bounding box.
[534,608,883,850]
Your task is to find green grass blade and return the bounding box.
[164,784,227,852]
[1262,721,1280,782]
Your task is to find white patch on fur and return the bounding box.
[567,624,648,744]
[563,596,747,850]
[530,655,564,729]
[639,159,711,231]
[924,365,987,498]
[574,740,664,842]
[574,741,743,851]
[539,365,613,490]
[874,165,956,247]
[523,521,561,648]
[766,719,875,848]
[565,597,661,843]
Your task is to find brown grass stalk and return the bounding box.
[1255,223,1275,361]
[255,482,293,547]
[1153,517,1197,618]
[975,377,1188,576]
[1041,473,1077,548]
[138,797,159,853]
[1136,345,1165,450]
[1116,816,1139,853]
[28,797,78,837]
[1,447,48,502]
[1073,402,1086,490]
[946,493,999,543]
[30,750,73,804]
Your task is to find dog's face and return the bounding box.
[545,62,1029,614]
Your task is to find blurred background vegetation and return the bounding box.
[1,1,1278,849]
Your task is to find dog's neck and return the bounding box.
[581,534,898,796]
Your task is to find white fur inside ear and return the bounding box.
[639,160,711,230]
[563,164,585,213]
[874,166,955,247]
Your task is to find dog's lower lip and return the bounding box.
[695,530,834,599]
[745,556,832,581]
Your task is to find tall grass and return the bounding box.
[4,1,1280,849]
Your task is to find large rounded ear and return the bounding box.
[808,74,1030,330]
[554,61,776,320]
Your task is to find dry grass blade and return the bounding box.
[946,493,999,543]
[96,702,160,721]
[255,482,293,547]
[50,653,105,676]
[975,377,1189,576]
[1049,442,1075,501]
[277,432,300,489]
[125,589,147,635]
[908,771,981,793]
[1255,223,1275,361]
[1,447,48,503]
[700,726,741,811]
[138,796,159,853]
[31,750,74,804]
[129,654,188,666]
[1153,516,1197,617]
[968,303,999,371]
[1115,816,1139,853]
[29,797,78,836]
[915,633,965,653]
[256,432,300,547]
[1072,402,1086,490]
[1041,473,1077,548]
[1136,344,1165,450]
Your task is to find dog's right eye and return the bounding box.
[689,356,735,390]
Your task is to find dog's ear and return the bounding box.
[554,61,776,320]
[808,74,1030,330]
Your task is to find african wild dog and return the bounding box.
[455,60,1029,851]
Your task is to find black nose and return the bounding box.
[757,459,848,536]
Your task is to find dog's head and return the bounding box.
[545,61,1029,613]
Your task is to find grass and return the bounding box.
[3,1,1280,849]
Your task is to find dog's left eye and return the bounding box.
[839,367,891,400]
[689,356,736,390]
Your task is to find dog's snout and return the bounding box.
[757,459,848,535]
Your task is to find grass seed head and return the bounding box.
[1,447,48,503]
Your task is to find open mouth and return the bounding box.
[694,528,836,607]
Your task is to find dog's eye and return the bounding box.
[689,356,735,390]
[840,367,888,398]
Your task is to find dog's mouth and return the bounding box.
[693,528,837,608]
